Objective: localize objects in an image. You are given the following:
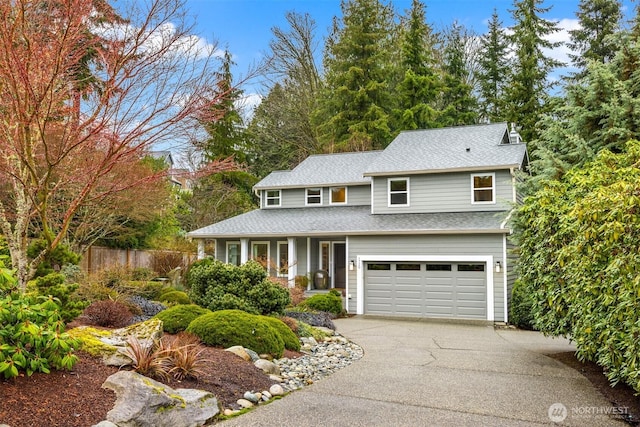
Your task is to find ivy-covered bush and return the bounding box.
[263,317,301,351]
[186,309,285,358]
[154,304,210,334]
[32,273,88,323]
[187,259,290,315]
[0,267,78,379]
[513,141,640,392]
[158,290,191,305]
[298,290,343,316]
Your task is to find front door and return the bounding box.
[333,242,346,289]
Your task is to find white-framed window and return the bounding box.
[319,241,330,272]
[388,178,409,206]
[330,187,347,205]
[226,241,241,266]
[251,241,270,268]
[277,241,289,277]
[306,188,322,205]
[265,190,281,207]
[471,173,495,204]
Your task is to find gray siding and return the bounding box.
[260,185,371,209]
[506,240,518,322]
[372,170,514,214]
[346,234,506,321]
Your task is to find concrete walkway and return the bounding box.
[219,317,627,426]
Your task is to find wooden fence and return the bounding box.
[80,246,197,275]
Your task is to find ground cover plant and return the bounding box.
[154,304,211,334]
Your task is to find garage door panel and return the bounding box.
[365,261,487,319]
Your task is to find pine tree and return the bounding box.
[568,0,622,76]
[477,9,510,123]
[506,0,563,149]
[312,0,395,151]
[438,21,478,126]
[393,0,441,130]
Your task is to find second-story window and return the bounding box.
[306,188,322,205]
[330,187,346,204]
[471,173,495,203]
[265,190,281,207]
[388,178,409,206]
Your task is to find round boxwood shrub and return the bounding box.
[154,304,211,334]
[158,290,191,305]
[263,317,300,351]
[299,290,343,316]
[186,310,285,358]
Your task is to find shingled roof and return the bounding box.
[187,206,508,239]
[364,122,527,176]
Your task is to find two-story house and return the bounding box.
[187,123,528,323]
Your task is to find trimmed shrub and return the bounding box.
[186,310,285,358]
[509,279,535,330]
[187,259,290,315]
[158,290,191,305]
[298,291,343,316]
[80,300,133,328]
[263,317,300,351]
[154,304,211,334]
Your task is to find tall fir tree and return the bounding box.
[506,0,563,149]
[200,50,246,163]
[528,9,640,192]
[477,9,510,123]
[393,0,441,131]
[568,0,622,76]
[438,21,478,126]
[312,0,395,151]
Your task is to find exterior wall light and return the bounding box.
[349,260,355,271]
[495,261,502,273]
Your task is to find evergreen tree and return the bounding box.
[529,15,640,191]
[393,0,441,130]
[568,0,622,76]
[477,9,510,123]
[438,21,478,126]
[506,0,563,148]
[200,50,246,163]
[312,0,395,151]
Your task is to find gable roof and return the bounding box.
[364,122,527,177]
[186,206,509,239]
[254,151,381,190]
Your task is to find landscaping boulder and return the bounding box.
[102,371,220,427]
[68,318,164,366]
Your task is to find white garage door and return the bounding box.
[364,262,487,319]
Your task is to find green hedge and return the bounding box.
[187,259,290,315]
[186,310,287,357]
[154,304,210,334]
[513,141,640,392]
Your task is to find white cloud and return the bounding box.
[236,93,262,122]
[542,18,581,65]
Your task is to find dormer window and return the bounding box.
[330,187,346,204]
[388,178,409,206]
[471,173,495,204]
[265,190,281,207]
[306,188,322,205]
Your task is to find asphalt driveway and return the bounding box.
[219,317,627,426]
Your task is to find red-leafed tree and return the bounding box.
[0,0,235,290]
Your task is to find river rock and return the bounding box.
[254,358,280,375]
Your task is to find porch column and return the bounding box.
[197,240,205,260]
[240,238,249,264]
[287,237,297,287]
